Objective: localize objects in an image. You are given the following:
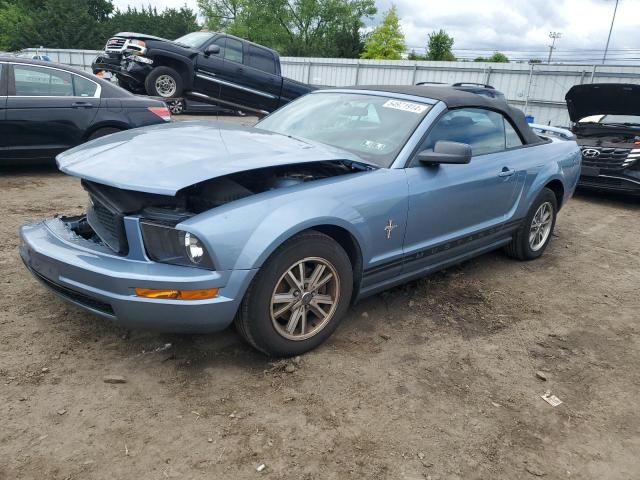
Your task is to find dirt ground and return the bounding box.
[1,115,639,480]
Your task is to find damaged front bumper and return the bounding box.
[92,54,152,89]
[19,217,256,333]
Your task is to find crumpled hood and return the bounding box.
[565,83,640,122]
[57,121,370,196]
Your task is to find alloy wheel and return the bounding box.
[529,201,553,251]
[270,257,340,341]
[155,74,177,98]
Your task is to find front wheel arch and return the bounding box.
[243,222,365,301]
[311,225,363,303]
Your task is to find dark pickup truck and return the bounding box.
[92,31,314,115]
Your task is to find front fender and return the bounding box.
[183,191,367,271]
[147,49,196,88]
[237,200,367,271]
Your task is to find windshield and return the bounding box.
[256,92,432,167]
[174,31,214,48]
[579,114,640,126]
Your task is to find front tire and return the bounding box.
[145,67,183,98]
[504,188,557,260]
[235,231,353,357]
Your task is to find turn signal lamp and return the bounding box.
[134,288,218,300]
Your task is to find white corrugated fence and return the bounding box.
[22,48,640,126]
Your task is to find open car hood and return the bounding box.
[57,122,372,196]
[565,83,640,122]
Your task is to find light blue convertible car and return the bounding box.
[20,85,581,356]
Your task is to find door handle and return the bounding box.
[72,102,94,108]
[498,167,516,177]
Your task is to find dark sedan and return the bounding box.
[0,57,171,164]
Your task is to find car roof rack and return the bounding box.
[452,82,495,89]
[415,81,447,85]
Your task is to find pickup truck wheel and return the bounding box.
[145,67,183,98]
[504,188,557,260]
[235,231,353,357]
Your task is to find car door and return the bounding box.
[5,63,100,161]
[239,45,281,112]
[193,36,226,100]
[402,107,525,273]
[0,63,8,160]
[212,36,252,108]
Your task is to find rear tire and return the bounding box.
[235,231,353,357]
[145,67,183,99]
[167,98,185,115]
[504,188,557,260]
[87,127,122,140]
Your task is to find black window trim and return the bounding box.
[9,62,101,99]
[0,62,8,96]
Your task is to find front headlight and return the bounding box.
[184,232,205,264]
[128,39,146,49]
[140,222,214,269]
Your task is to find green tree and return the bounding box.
[87,0,114,22]
[488,51,509,62]
[474,52,509,63]
[408,49,425,60]
[360,5,405,60]
[104,5,199,40]
[15,0,104,49]
[199,0,376,58]
[425,29,455,61]
[0,1,32,51]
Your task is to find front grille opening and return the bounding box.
[106,37,126,49]
[87,197,129,255]
[581,147,632,170]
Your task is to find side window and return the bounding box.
[207,37,227,57]
[505,121,524,149]
[420,108,507,156]
[224,38,244,64]
[247,45,276,74]
[14,65,73,97]
[73,75,98,97]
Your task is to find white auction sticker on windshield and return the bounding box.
[382,99,428,114]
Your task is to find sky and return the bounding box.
[112,0,638,63]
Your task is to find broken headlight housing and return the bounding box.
[140,222,214,270]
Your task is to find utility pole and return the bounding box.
[603,0,619,64]
[547,32,561,64]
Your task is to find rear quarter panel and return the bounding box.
[511,138,581,221]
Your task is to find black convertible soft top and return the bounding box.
[354,85,543,145]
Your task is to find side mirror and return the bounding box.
[204,44,221,56]
[417,141,472,165]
